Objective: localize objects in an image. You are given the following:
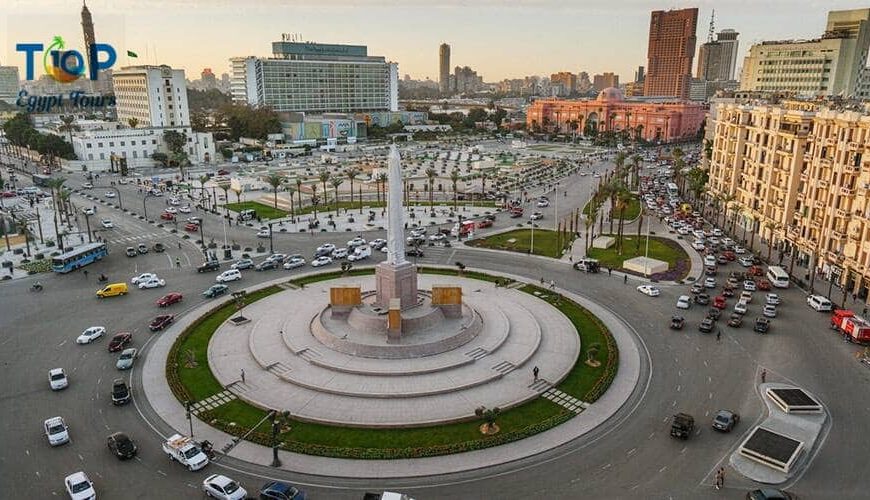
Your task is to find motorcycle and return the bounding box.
[30,283,43,292]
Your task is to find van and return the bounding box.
[238,209,256,221]
[807,294,833,312]
[96,283,129,298]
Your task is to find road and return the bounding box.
[1,153,867,499]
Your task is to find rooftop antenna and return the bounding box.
[707,9,716,43]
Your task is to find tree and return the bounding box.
[474,406,501,434]
[295,177,304,218]
[163,130,189,180]
[151,152,169,167]
[127,117,139,129]
[450,169,461,212]
[265,173,284,210]
[631,155,642,190]
[345,166,361,214]
[283,184,296,220]
[455,261,466,276]
[310,184,319,220]
[330,177,344,214]
[376,172,387,204]
[425,167,437,214]
[59,115,77,145]
[217,181,231,217]
[231,185,242,204]
[318,169,331,202]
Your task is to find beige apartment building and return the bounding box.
[708,99,870,301]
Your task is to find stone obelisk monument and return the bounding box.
[375,145,418,310]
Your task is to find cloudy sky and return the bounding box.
[2,0,868,82]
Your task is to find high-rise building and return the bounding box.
[740,9,870,98]
[635,66,645,83]
[439,43,451,93]
[0,65,20,104]
[697,29,740,81]
[593,72,619,91]
[231,39,399,113]
[112,65,190,127]
[551,72,577,94]
[200,68,217,90]
[644,7,699,98]
[577,72,593,93]
[81,1,96,78]
[454,65,483,94]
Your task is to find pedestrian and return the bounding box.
[863,307,868,316]
[608,267,612,276]
[533,366,539,381]
[175,257,181,268]
[569,255,573,263]
[240,368,245,384]
[79,234,84,244]
[540,277,545,285]
[716,329,721,342]
[761,368,767,383]
[550,279,556,290]
[718,468,725,489]
[82,269,88,279]
[623,274,628,284]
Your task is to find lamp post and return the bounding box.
[84,212,92,243]
[270,410,291,468]
[142,193,155,220]
[185,400,194,438]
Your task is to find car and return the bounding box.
[739,256,754,267]
[160,211,176,221]
[105,191,116,198]
[165,206,178,213]
[716,255,728,265]
[406,248,425,257]
[266,254,288,266]
[198,260,221,273]
[65,471,96,500]
[478,219,493,229]
[100,219,114,228]
[691,241,706,251]
[216,269,242,282]
[82,182,94,189]
[712,409,740,432]
[704,255,717,267]
[311,256,333,267]
[45,416,69,446]
[743,280,757,291]
[283,256,306,269]
[185,222,200,232]
[670,316,685,330]
[707,307,722,321]
[76,326,106,344]
[315,243,336,257]
[203,284,229,298]
[754,317,771,333]
[332,247,349,259]
[187,216,202,224]
[763,304,778,318]
[807,294,833,312]
[670,412,695,439]
[156,292,183,307]
[740,290,753,303]
[107,432,138,459]
[138,277,166,289]
[695,293,710,305]
[258,481,306,500]
[256,229,270,238]
[637,285,661,297]
[705,266,717,276]
[727,313,743,327]
[82,207,95,216]
[169,198,181,206]
[747,489,793,500]
[125,247,137,257]
[690,283,704,294]
[137,243,148,254]
[766,293,781,305]
[676,295,691,309]
[150,189,163,196]
[758,279,772,291]
[231,258,254,270]
[536,199,549,208]
[677,226,690,236]
[116,348,138,370]
[347,236,367,248]
[410,227,427,237]
[530,212,544,221]
[202,474,248,500]
[713,295,727,309]
[348,246,371,261]
[112,378,131,405]
[149,314,174,331]
[179,205,191,213]
[722,286,735,298]
[108,332,133,352]
[704,277,716,289]
[734,245,747,254]
[370,238,387,250]
[699,317,715,333]
[255,259,278,271]
[429,233,446,242]
[723,250,736,261]
[153,242,166,253]
[734,301,748,315]
[712,228,723,237]
[49,368,69,390]
[131,272,158,285]
[217,169,230,176]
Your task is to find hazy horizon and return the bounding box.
[3,0,869,84]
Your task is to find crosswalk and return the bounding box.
[104,231,170,244]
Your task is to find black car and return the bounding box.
[107,432,138,459]
[707,307,721,321]
[705,266,718,276]
[712,409,740,432]
[153,242,166,253]
[255,260,278,271]
[695,293,710,305]
[754,317,771,333]
[699,318,715,333]
[670,412,694,439]
[723,286,735,297]
[259,481,306,500]
[203,284,229,298]
[406,248,424,257]
[670,316,685,330]
[746,489,793,500]
[125,247,137,257]
[111,379,130,405]
[197,260,220,273]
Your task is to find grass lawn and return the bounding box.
[169,268,614,459]
[586,235,690,279]
[224,201,287,220]
[616,196,641,221]
[466,228,574,259]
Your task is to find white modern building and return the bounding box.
[230,39,399,113]
[71,127,214,170]
[0,65,20,104]
[112,65,191,127]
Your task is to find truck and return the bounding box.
[362,493,415,500]
[832,310,870,343]
[162,433,209,471]
[450,220,475,237]
[670,412,694,439]
[509,206,524,218]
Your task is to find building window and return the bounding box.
[120,141,125,146]
[99,153,105,160]
[152,140,157,145]
[109,142,114,147]
[88,153,93,160]
[86,143,92,148]
[98,142,103,147]
[141,140,146,145]
[133,151,138,159]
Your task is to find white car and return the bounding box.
[722,237,734,247]
[370,238,386,249]
[429,233,446,242]
[530,212,544,221]
[676,295,691,309]
[49,368,69,390]
[169,198,180,206]
[537,200,550,208]
[76,326,106,344]
[692,241,706,251]
[410,228,427,237]
[283,257,306,269]
[216,269,242,283]
[116,348,138,370]
[82,207,95,216]
[734,301,748,315]
[311,256,333,267]
[316,243,336,255]
[105,191,116,198]
[704,255,717,267]
[179,205,191,213]
[131,272,157,285]
[677,226,690,235]
[256,229,270,238]
[738,257,754,267]
[740,291,753,303]
[347,236,367,248]
[202,474,247,500]
[704,277,717,288]
[348,246,371,262]
[81,182,93,189]
[766,293,781,305]
[693,230,705,239]
[636,285,661,297]
[265,253,286,264]
[100,219,114,228]
[807,294,833,312]
[164,206,178,214]
[763,304,777,318]
[734,245,747,254]
[65,471,96,500]
[138,277,166,289]
[45,416,70,446]
[743,280,757,291]
[712,228,723,237]
[332,248,349,259]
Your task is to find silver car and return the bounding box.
[116,348,138,370]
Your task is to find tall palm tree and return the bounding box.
[318,169,331,200]
[450,169,461,212]
[58,188,73,226]
[376,172,387,204]
[480,171,488,200]
[218,182,230,217]
[295,177,303,215]
[764,221,782,263]
[231,185,242,205]
[265,173,283,209]
[330,177,343,214]
[198,175,211,211]
[59,115,77,145]
[345,166,361,214]
[720,193,736,230]
[586,202,599,251]
[46,178,66,247]
[284,185,296,220]
[425,167,437,213]
[310,184,319,220]
[631,154,642,190]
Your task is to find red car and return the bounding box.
[149,314,174,331]
[1,191,16,198]
[108,332,133,352]
[758,279,772,291]
[477,220,493,229]
[160,212,175,221]
[185,222,199,232]
[723,251,736,261]
[749,265,764,277]
[713,295,727,309]
[217,169,230,176]
[156,292,183,307]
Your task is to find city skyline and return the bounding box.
[2,0,869,85]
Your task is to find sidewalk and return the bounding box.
[1,195,81,280]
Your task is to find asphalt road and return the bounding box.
[2,154,868,499]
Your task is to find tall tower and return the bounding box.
[439,43,451,94]
[81,1,96,76]
[644,7,698,98]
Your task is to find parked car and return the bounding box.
[45,416,70,446]
[747,489,793,500]
[406,248,424,258]
[707,307,722,321]
[758,279,772,291]
[125,247,137,257]
[49,368,69,390]
[202,474,248,500]
[754,317,771,333]
[727,313,743,328]
[203,284,229,298]
[743,280,757,291]
[676,295,691,309]
[283,256,306,269]
[699,317,715,333]
[64,471,96,500]
[766,293,781,306]
[807,294,833,312]
[713,295,727,309]
[255,259,278,271]
[734,301,749,315]
[161,211,176,221]
[712,409,740,432]
[153,242,166,253]
[637,285,661,297]
[670,316,685,330]
[690,283,704,295]
[311,256,333,267]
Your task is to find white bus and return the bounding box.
[666,182,679,197]
[766,265,790,288]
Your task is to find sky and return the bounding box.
[3,0,869,83]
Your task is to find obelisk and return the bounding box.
[375,145,418,310]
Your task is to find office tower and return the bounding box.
[439,43,451,93]
[112,65,190,127]
[697,29,740,81]
[0,64,20,104]
[644,7,699,98]
[635,66,645,83]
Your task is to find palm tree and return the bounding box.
[46,178,66,247]
[330,177,344,214]
[218,182,231,217]
[198,175,211,211]
[720,193,736,230]
[345,167,361,214]
[295,177,303,215]
[450,169,461,212]
[480,171,489,200]
[376,172,387,204]
[265,173,283,210]
[310,184,319,220]
[764,221,782,263]
[127,117,139,129]
[585,202,599,252]
[318,169,331,200]
[631,154,642,190]
[59,115,77,145]
[231,185,242,205]
[425,167,437,214]
[58,188,73,226]
[284,185,296,220]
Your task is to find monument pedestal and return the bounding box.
[375,261,418,310]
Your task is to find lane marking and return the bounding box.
[157,470,167,477]
[676,385,681,392]
[601,463,611,470]
[627,448,636,456]
[659,465,668,473]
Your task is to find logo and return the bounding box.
[16,36,117,82]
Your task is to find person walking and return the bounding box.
[533,366,539,382]
[175,257,181,268]
[623,274,628,284]
[82,269,88,279]
[717,468,725,489]
[761,368,767,383]
[240,369,245,384]
[716,329,721,342]
[549,279,556,290]
[608,267,612,276]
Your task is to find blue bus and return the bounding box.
[51,242,109,273]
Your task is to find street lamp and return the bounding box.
[185,400,194,438]
[142,192,155,220]
[83,211,93,243]
[270,410,291,468]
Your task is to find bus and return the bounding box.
[766,265,790,288]
[51,242,108,273]
[666,182,679,197]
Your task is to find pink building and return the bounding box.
[526,87,707,143]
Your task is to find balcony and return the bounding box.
[800,172,810,182]
[850,229,862,241]
[831,230,846,240]
[818,179,829,189]
[796,192,805,201]
[814,200,826,209]
[842,187,855,196]
[849,141,860,150]
[836,208,848,218]
[826,137,837,146]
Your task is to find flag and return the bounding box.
[127,50,138,58]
